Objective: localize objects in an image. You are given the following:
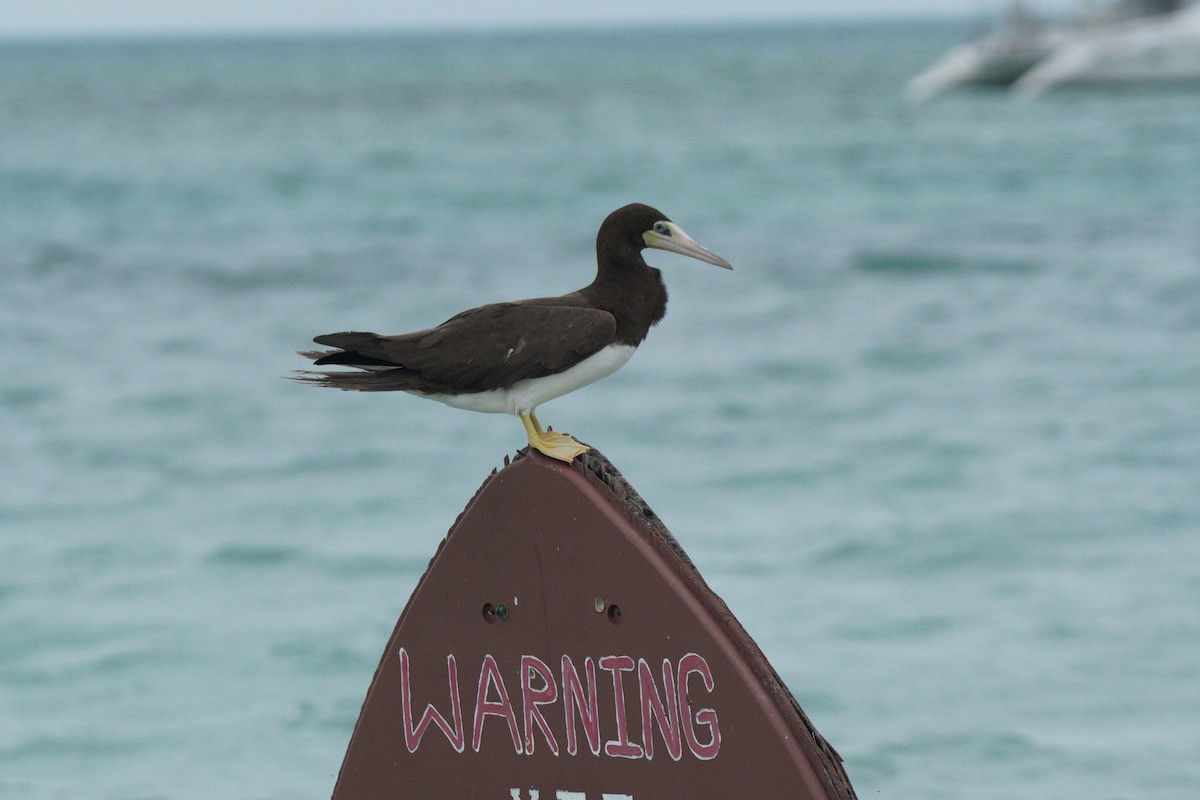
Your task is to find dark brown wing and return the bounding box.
[301,302,616,393]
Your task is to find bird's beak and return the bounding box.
[643,222,733,270]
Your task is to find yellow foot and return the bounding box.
[532,432,590,463]
[521,413,590,463]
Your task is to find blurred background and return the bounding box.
[2,1,1199,798]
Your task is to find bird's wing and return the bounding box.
[312,303,616,393]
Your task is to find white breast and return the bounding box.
[420,344,637,415]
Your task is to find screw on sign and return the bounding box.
[331,450,856,800]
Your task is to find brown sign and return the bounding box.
[333,449,856,799]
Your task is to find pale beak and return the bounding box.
[643,222,733,270]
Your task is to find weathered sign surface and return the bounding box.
[333,448,856,799]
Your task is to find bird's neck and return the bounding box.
[587,246,668,346]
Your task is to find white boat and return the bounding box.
[907,3,1064,101]
[1014,4,1200,94]
[908,1,1199,99]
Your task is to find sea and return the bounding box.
[1,20,1198,800]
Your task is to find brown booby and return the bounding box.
[295,203,732,462]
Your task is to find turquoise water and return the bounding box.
[2,23,1199,799]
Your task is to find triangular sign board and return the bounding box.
[333,449,856,799]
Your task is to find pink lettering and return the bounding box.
[637,658,682,761]
[677,653,721,760]
[401,649,720,762]
[472,653,524,754]
[561,655,601,756]
[598,655,642,759]
[521,655,560,756]
[398,648,465,753]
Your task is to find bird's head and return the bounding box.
[599,203,733,271]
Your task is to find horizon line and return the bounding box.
[0,11,983,45]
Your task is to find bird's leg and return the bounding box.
[529,410,572,442]
[533,412,580,445]
[520,412,588,463]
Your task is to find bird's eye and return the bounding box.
[653,222,671,236]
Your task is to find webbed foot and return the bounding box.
[521,413,589,462]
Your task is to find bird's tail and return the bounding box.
[291,350,427,392]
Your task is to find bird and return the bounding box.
[295,203,732,463]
